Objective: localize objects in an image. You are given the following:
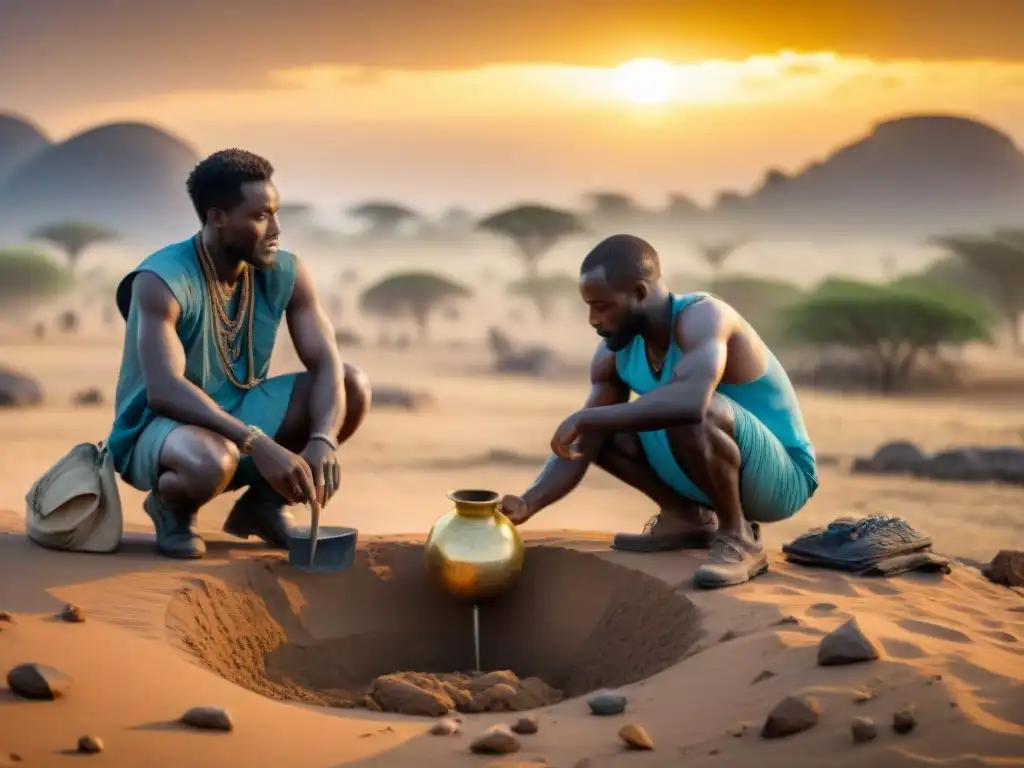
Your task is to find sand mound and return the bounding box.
[166,543,700,715]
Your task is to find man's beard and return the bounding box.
[600,311,645,352]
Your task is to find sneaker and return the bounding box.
[222,484,296,550]
[693,530,769,588]
[143,493,206,559]
[612,510,717,553]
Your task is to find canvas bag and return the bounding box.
[25,440,123,553]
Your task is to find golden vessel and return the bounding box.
[424,489,525,602]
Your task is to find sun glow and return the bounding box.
[612,58,677,104]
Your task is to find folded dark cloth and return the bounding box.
[782,515,934,573]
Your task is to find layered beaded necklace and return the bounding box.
[192,234,263,390]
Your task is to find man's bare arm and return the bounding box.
[285,258,346,443]
[575,299,733,435]
[521,345,629,514]
[134,272,251,447]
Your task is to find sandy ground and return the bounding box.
[0,335,1022,766]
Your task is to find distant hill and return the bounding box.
[0,121,201,240]
[0,114,49,185]
[711,115,1024,239]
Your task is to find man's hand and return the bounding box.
[499,494,534,526]
[250,437,319,509]
[550,411,585,460]
[300,438,341,508]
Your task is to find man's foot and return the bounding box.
[142,493,206,559]
[693,527,769,588]
[222,485,295,550]
[612,509,718,553]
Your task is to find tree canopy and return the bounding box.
[30,220,117,272]
[347,201,420,237]
[0,248,74,311]
[359,271,471,339]
[477,204,584,276]
[506,272,579,319]
[783,279,993,391]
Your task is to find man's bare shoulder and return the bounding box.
[674,294,741,348]
[132,271,179,318]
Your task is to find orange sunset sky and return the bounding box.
[3,0,1024,212]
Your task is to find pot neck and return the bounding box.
[448,490,500,519]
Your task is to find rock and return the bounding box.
[470,724,521,755]
[0,611,13,623]
[752,670,777,684]
[371,675,454,716]
[618,723,654,750]
[983,550,1024,588]
[853,686,876,703]
[893,705,917,734]
[851,717,877,743]
[6,663,72,700]
[0,368,42,407]
[728,723,749,737]
[71,388,104,406]
[77,735,104,754]
[511,715,539,735]
[573,760,595,768]
[429,717,460,736]
[775,615,800,626]
[853,441,926,475]
[818,618,880,666]
[761,695,821,739]
[371,385,434,411]
[179,706,233,732]
[60,603,86,623]
[486,763,547,768]
[588,689,626,716]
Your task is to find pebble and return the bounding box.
[588,689,626,716]
[0,611,13,623]
[853,686,876,703]
[618,723,654,750]
[486,763,547,768]
[752,670,777,684]
[470,725,521,755]
[179,706,233,732]
[573,760,594,768]
[6,663,72,700]
[60,604,86,623]
[761,695,821,739]
[893,705,917,734]
[817,618,880,666]
[511,715,539,735]
[429,717,460,736]
[775,615,800,626]
[77,735,104,754]
[851,717,877,743]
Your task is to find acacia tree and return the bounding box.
[30,221,117,273]
[477,204,584,279]
[358,271,471,341]
[699,274,803,347]
[693,238,745,278]
[506,272,579,320]
[929,233,1024,352]
[0,248,73,314]
[783,280,993,392]
[347,201,420,238]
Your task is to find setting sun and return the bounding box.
[612,58,677,104]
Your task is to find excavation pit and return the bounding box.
[168,542,701,716]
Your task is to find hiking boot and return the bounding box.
[142,493,206,559]
[612,509,717,553]
[223,484,295,550]
[693,528,769,588]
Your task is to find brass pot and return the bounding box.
[424,489,525,602]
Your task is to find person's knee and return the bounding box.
[343,362,372,421]
[594,432,643,469]
[162,428,240,501]
[669,403,740,469]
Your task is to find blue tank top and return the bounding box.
[614,292,818,484]
[106,237,297,475]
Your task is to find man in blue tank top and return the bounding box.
[500,235,818,588]
[107,149,371,559]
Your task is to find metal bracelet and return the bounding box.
[309,432,338,451]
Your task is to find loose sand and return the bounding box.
[0,334,1022,766]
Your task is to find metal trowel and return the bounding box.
[286,501,358,573]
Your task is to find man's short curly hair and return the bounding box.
[185,148,274,223]
[580,234,662,286]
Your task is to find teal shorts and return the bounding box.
[637,394,815,523]
[123,373,300,492]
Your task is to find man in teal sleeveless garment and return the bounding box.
[500,235,818,588]
[108,149,371,559]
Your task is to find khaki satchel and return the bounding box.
[25,441,123,554]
